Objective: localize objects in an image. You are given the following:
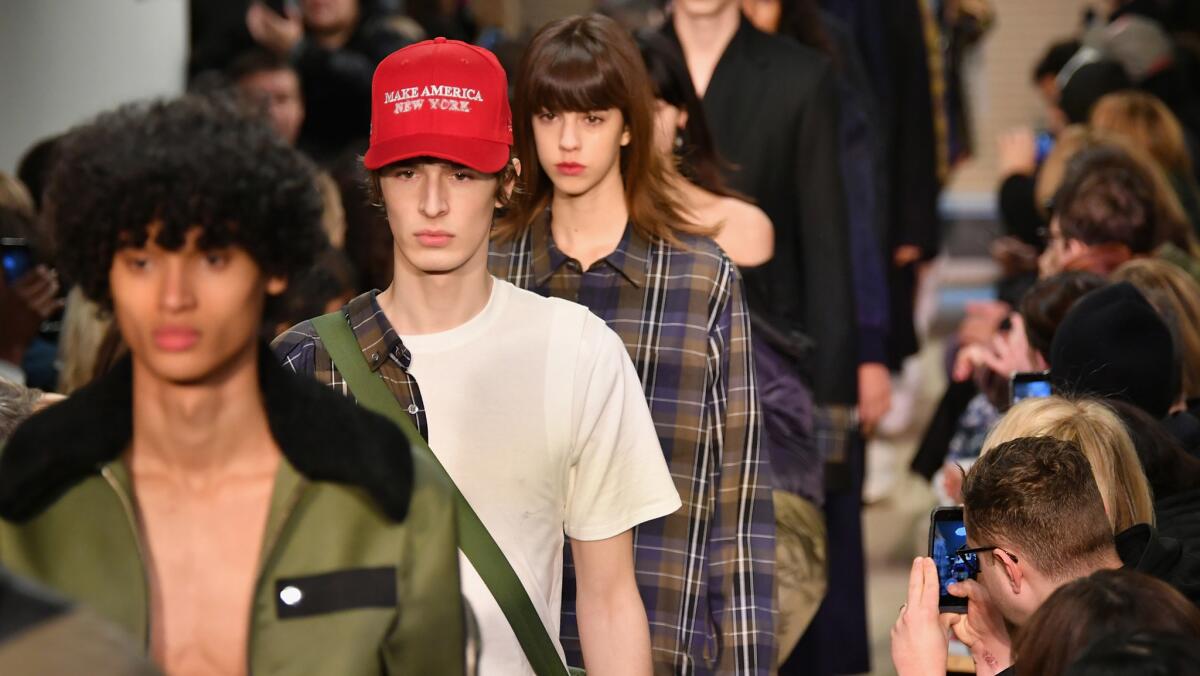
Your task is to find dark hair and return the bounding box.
[1019,271,1108,358]
[499,13,711,244]
[1065,632,1200,676]
[1034,39,1082,83]
[47,93,326,308]
[15,134,64,213]
[963,436,1115,580]
[266,247,357,334]
[227,48,297,83]
[634,31,740,199]
[774,0,839,66]
[1108,398,1200,501]
[1054,144,1164,254]
[1016,569,1200,676]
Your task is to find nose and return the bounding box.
[559,115,580,152]
[418,170,450,219]
[159,257,197,313]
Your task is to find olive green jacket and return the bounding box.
[0,350,465,675]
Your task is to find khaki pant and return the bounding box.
[774,489,828,666]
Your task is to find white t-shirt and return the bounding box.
[398,278,681,676]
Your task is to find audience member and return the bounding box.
[245,0,407,162]
[1050,282,1176,418]
[980,396,1154,534]
[0,93,465,674]
[1058,59,1132,125]
[0,173,61,389]
[1015,569,1200,675]
[1065,631,1200,676]
[265,247,355,338]
[893,437,1125,676]
[1109,399,1200,545]
[1091,90,1200,232]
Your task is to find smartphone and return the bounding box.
[0,238,34,284]
[1011,370,1053,405]
[1035,130,1055,165]
[929,507,974,613]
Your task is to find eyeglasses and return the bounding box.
[954,544,1018,576]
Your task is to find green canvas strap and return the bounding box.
[311,311,571,676]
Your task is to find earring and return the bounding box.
[673,128,685,152]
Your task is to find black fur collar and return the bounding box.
[0,345,412,523]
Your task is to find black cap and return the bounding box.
[1050,282,1177,419]
[1060,60,1133,124]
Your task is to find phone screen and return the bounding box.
[930,507,974,612]
[0,239,33,284]
[1011,371,1053,405]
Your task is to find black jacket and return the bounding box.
[665,17,858,404]
[1116,523,1200,607]
[1156,489,1200,550]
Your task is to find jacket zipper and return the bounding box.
[245,479,307,676]
[100,465,153,652]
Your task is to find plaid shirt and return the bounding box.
[271,291,430,442]
[490,218,776,675]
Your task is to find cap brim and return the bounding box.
[363,133,510,173]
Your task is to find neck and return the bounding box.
[672,5,741,97]
[128,345,280,481]
[549,164,630,269]
[1023,551,1125,623]
[378,247,493,335]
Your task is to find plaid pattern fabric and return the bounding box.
[271,291,430,441]
[490,217,776,675]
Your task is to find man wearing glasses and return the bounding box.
[890,437,1125,676]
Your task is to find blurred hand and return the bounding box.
[997,128,1037,177]
[891,557,950,676]
[894,245,923,268]
[952,313,1038,383]
[858,362,892,437]
[944,579,1013,676]
[0,266,62,364]
[247,2,304,57]
[956,300,1010,348]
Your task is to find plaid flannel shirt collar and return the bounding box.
[528,211,649,289]
[343,290,413,373]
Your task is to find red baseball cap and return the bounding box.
[364,38,513,173]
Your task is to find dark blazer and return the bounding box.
[666,17,858,405]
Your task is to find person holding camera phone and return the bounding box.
[892,437,1125,676]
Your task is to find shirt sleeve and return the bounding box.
[564,316,682,542]
[271,321,320,376]
[708,262,778,675]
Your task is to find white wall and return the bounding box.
[0,0,187,173]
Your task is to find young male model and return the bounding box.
[0,94,465,676]
[274,38,681,676]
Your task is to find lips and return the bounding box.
[415,231,454,247]
[556,162,585,176]
[153,327,200,352]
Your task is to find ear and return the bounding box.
[677,109,689,130]
[496,158,520,209]
[994,548,1024,595]
[1061,238,1090,266]
[620,125,632,147]
[266,275,288,296]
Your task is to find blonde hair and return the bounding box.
[981,396,1155,533]
[56,287,113,394]
[1091,91,1193,175]
[1113,258,1200,400]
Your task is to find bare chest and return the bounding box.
[135,474,277,676]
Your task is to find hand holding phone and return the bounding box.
[929,507,974,613]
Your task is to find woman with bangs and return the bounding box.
[490,13,777,676]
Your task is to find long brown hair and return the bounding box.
[1015,569,1200,675]
[497,13,711,244]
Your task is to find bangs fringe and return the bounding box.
[525,38,623,113]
